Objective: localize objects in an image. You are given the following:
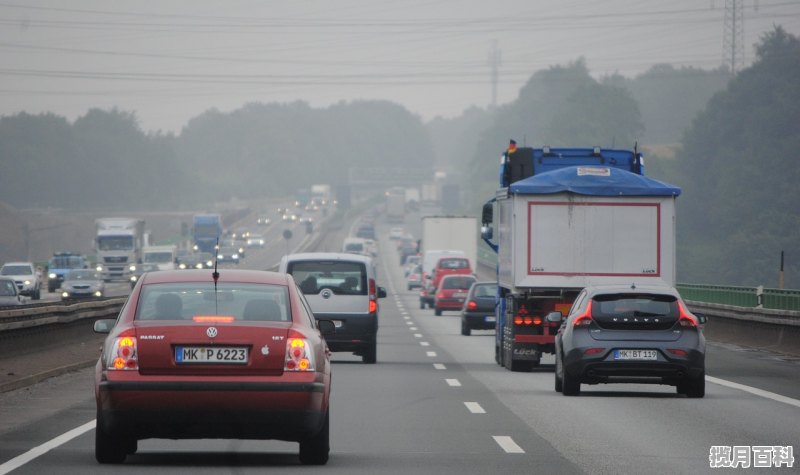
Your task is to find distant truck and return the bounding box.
[420,216,478,273]
[47,251,87,292]
[94,217,146,281]
[420,183,439,205]
[142,245,178,271]
[192,214,223,254]
[482,145,680,371]
[386,187,405,223]
[311,184,332,206]
[404,187,420,210]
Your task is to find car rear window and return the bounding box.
[472,284,497,298]
[287,260,368,296]
[591,293,679,330]
[443,276,476,289]
[135,282,290,322]
[438,258,469,269]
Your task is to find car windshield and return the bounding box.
[97,236,134,251]
[144,252,173,263]
[287,260,367,295]
[1,265,32,275]
[443,276,475,289]
[439,259,469,269]
[0,280,16,296]
[135,282,290,322]
[50,256,83,268]
[66,270,103,280]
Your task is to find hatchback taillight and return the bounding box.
[677,301,698,328]
[106,332,138,371]
[467,301,477,310]
[573,301,594,327]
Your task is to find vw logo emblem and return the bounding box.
[206,327,218,338]
[321,289,332,299]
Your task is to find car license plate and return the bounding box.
[453,292,467,298]
[332,320,343,328]
[484,316,496,322]
[175,346,248,364]
[614,349,657,361]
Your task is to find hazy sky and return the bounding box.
[1,0,798,133]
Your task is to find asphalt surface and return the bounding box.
[1,212,799,474]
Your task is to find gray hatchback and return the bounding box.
[551,284,706,397]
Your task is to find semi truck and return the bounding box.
[386,187,406,223]
[192,214,223,254]
[481,145,681,371]
[94,218,146,281]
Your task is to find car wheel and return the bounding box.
[434,308,442,316]
[299,410,329,465]
[460,319,471,336]
[48,284,56,293]
[95,413,130,464]
[684,373,705,398]
[554,354,564,392]
[562,365,581,396]
[419,300,425,309]
[362,341,377,364]
[33,288,40,300]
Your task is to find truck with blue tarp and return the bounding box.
[192,214,223,254]
[481,145,681,371]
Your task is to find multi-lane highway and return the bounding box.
[1,214,798,474]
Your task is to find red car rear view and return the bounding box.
[434,274,477,316]
[431,257,472,291]
[93,269,333,465]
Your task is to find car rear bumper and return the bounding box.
[97,379,327,440]
[462,312,496,329]
[314,313,377,352]
[564,347,705,384]
[435,299,466,310]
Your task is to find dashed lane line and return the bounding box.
[492,435,525,454]
[464,402,486,414]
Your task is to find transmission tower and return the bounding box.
[488,40,501,109]
[722,0,747,74]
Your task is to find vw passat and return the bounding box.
[551,284,706,397]
[93,269,334,464]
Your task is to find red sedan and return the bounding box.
[93,269,334,465]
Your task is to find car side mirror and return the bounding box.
[693,312,708,325]
[93,319,116,334]
[317,320,336,336]
[378,287,387,299]
[545,311,563,323]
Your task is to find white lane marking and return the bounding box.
[410,327,418,331]
[446,379,461,387]
[464,402,486,414]
[420,342,430,347]
[404,316,410,320]
[0,420,95,475]
[433,363,446,370]
[414,333,423,338]
[707,375,800,408]
[406,321,413,325]
[493,435,524,453]
[426,351,437,357]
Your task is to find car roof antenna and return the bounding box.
[213,238,220,314]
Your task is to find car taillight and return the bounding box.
[573,301,594,327]
[667,348,688,356]
[677,301,698,328]
[106,332,138,371]
[284,334,315,372]
[368,278,376,298]
[437,292,446,299]
[467,301,477,310]
[584,347,604,355]
[369,300,378,313]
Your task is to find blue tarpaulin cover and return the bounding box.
[508,166,681,196]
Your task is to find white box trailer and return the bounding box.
[421,215,478,273]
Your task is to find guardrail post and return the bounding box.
[756,285,764,309]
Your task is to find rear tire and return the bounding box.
[434,308,442,316]
[460,320,471,336]
[362,341,377,364]
[419,300,425,309]
[684,373,705,398]
[33,288,41,300]
[299,411,329,465]
[562,366,581,396]
[95,413,130,464]
[554,355,563,392]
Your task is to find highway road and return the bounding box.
[1,214,798,474]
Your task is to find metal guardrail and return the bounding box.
[0,298,126,333]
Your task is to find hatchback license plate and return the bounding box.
[484,316,496,322]
[614,349,657,361]
[175,346,248,364]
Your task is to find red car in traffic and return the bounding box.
[93,269,334,465]
[434,274,477,316]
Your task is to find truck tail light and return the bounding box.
[573,301,594,327]
[677,301,698,328]
[514,316,543,326]
[106,331,138,370]
[285,331,315,371]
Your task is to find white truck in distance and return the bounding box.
[420,216,478,274]
[94,217,145,281]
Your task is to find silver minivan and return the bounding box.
[279,252,386,363]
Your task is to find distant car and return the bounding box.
[355,223,375,240]
[247,234,266,248]
[342,237,369,256]
[129,263,161,288]
[433,274,476,316]
[0,276,24,306]
[280,252,386,364]
[0,261,41,300]
[389,227,404,240]
[92,269,334,465]
[460,281,498,335]
[551,284,706,397]
[222,238,246,260]
[61,269,106,299]
[177,253,214,270]
[256,216,271,226]
[217,246,241,264]
[406,264,423,291]
[403,255,421,277]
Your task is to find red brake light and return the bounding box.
[523,316,533,325]
[192,315,235,323]
[514,316,523,325]
[107,331,138,371]
[369,300,378,313]
[284,333,315,371]
[573,301,594,327]
[677,301,698,327]
[532,317,542,325]
[667,348,688,356]
[584,347,604,355]
[467,301,477,310]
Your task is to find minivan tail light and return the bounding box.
[369,300,378,313]
[368,278,376,298]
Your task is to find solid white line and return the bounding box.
[433,363,446,370]
[706,375,800,408]
[420,342,430,347]
[446,379,461,387]
[493,435,524,453]
[0,420,95,475]
[426,351,437,357]
[464,402,486,414]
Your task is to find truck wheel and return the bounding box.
[434,308,442,316]
[460,320,471,336]
[562,366,581,396]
